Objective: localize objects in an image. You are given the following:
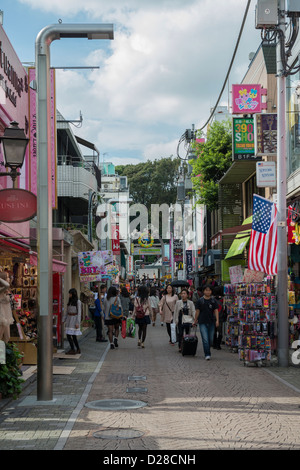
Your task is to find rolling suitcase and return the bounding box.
[181,327,198,356]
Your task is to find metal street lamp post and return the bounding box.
[35,23,114,401]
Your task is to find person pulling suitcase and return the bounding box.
[173,288,196,353]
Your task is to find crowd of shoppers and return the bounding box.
[63,278,225,360]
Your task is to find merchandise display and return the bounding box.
[224,279,277,366]
[288,273,300,346]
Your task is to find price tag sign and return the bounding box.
[232,117,258,161]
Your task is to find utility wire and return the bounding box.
[199,0,252,132]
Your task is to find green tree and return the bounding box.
[116,156,181,209]
[191,120,232,211]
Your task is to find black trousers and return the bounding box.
[177,323,192,349]
[67,334,79,350]
[94,316,103,340]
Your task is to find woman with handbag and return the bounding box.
[173,288,195,352]
[159,284,178,345]
[103,286,123,350]
[63,288,82,355]
[133,285,152,348]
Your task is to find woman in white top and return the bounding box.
[63,288,82,355]
[159,284,178,345]
[149,287,160,326]
[174,288,195,352]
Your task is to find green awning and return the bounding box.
[225,216,252,259]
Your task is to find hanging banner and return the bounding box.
[78,250,116,282]
[254,113,277,157]
[111,224,120,254]
[186,250,193,280]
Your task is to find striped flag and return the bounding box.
[248,194,277,275]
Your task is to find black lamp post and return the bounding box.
[0,121,29,187]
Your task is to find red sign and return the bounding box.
[111,224,120,254]
[0,189,37,222]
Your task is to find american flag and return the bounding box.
[248,194,277,275]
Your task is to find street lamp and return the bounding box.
[35,23,114,401]
[0,121,29,186]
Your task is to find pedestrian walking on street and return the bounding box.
[149,287,160,326]
[63,288,82,355]
[103,286,122,350]
[120,287,131,317]
[159,284,178,345]
[174,288,195,352]
[193,284,219,360]
[213,285,225,350]
[94,290,107,343]
[133,285,152,348]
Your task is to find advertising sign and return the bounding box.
[256,161,276,187]
[232,117,259,161]
[254,113,277,156]
[78,250,116,282]
[0,189,37,222]
[28,67,57,208]
[186,250,193,280]
[232,84,266,114]
[111,224,120,254]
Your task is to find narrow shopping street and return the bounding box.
[1,322,300,452]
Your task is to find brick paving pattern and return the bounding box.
[1,322,300,450]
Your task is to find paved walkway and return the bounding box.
[1,321,300,451]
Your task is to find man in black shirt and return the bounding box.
[194,284,219,360]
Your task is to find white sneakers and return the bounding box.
[205,356,211,360]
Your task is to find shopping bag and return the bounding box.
[121,319,126,339]
[126,317,136,338]
[170,322,177,343]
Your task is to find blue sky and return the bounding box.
[1,0,262,166]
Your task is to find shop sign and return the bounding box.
[256,161,276,187]
[78,250,115,282]
[232,117,259,161]
[0,188,37,222]
[186,250,193,280]
[111,224,120,254]
[254,113,277,156]
[232,84,267,114]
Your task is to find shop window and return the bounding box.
[245,176,264,218]
[287,73,300,176]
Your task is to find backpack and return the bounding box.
[109,298,122,319]
[135,299,147,319]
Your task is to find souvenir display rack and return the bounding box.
[224,284,239,352]
[224,279,277,366]
[288,274,300,347]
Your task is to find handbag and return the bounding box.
[170,322,177,343]
[126,317,136,338]
[121,318,127,339]
[109,298,122,319]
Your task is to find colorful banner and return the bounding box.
[232,117,258,161]
[78,250,117,282]
[186,250,193,280]
[232,84,266,114]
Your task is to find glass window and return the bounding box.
[287,72,300,176]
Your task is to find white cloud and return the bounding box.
[19,0,262,164]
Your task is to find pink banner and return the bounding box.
[232,84,266,114]
[28,67,57,208]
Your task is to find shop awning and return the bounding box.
[30,252,67,273]
[225,216,252,259]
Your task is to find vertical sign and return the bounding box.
[28,67,57,208]
[186,250,193,280]
[111,224,120,255]
[232,117,259,161]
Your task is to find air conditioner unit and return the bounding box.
[104,184,109,189]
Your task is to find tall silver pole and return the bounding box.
[36,35,53,401]
[276,0,289,367]
[35,23,114,401]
